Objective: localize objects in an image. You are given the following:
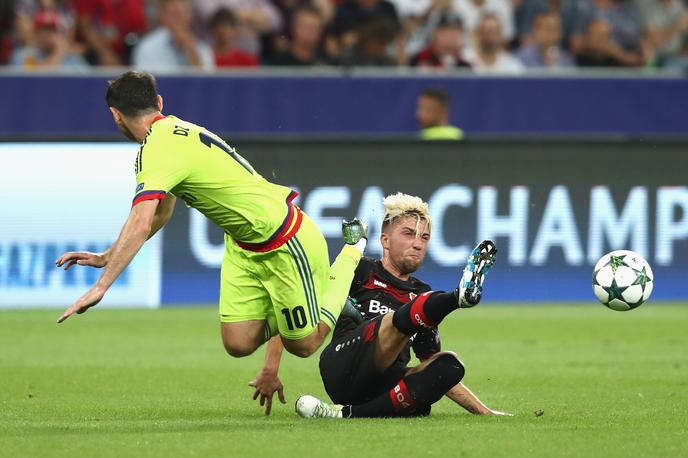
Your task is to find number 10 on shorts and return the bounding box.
[281,306,308,330]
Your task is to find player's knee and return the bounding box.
[286,347,314,358]
[223,340,258,358]
[433,352,465,385]
[283,340,318,358]
[281,335,318,358]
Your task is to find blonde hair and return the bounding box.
[382,192,432,234]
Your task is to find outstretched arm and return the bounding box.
[56,199,160,323]
[446,382,512,416]
[56,196,176,270]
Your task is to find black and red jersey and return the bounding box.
[333,257,442,364]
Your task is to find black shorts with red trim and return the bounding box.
[319,316,408,405]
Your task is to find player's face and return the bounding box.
[416,96,445,128]
[383,216,430,275]
[110,109,138,142]
[116,118,138,142]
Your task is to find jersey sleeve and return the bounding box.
[132,129,188,207]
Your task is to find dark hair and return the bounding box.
[106,71,159,117]
[437,15,463,30]
[294,5,321,21]
[358,18,398,44]
[209,7,237,29]
[420,87,450,108]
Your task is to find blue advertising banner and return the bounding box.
[3,139,685,307]
[1,74,687,137]
[160,139,688,304]
[0,143,162,308]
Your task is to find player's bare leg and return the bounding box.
[373,314,413,369]
[280,321,332,357]
[280,219,368,358]
[221,320,270,357]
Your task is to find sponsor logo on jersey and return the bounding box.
[373,279,388,288]
[409,292,417,300]
[136,182,144,193]
[368,299,392,315]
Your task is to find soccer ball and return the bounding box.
[592,250,654,311]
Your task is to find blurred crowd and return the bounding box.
[1,0,688,73]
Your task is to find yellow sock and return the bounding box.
[320,245,362,330]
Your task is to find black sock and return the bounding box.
[391,291,459,335]
[404,354,465,407]
[346,354,465,418]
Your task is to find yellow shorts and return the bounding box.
[219,213,330,340]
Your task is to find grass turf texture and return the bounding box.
[1,304,687,458]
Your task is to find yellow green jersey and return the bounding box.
[133,115,296,246]
[420,125,464,141]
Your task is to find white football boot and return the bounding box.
[295,395,343,419]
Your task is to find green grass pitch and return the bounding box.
[1,304,687,457]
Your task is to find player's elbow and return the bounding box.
[134,221,153,240]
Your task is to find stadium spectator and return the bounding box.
[266,0,334,60]
[416,88,464,140]
[389,0,433,19]
[388,0,457,58]
[106,0,149,65]
[209,8,259,67]
[455,0,515,49]
[330,0,400,59]
[513,0,561,45]
[338,17,398,66]
[10,10,88,69]
[411,17,471,70]
[14,0,77,51]
[192,0,283,57]
[632,0,688,65]
[464,14,524,73]
[576,19,643,67]
[332,0,400,34]
[664,34,688,71]
[516,11,574,68]
[0,0,14,64]
[132,0,214,71]
[566,0,646,61]
[270,6,326,65]
[72,0,120,66]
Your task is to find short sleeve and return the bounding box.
[132,130,187,207]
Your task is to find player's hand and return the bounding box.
[56,251,108,270]
[486,409,514,417]
[249,369,286,416]
[57,286,106,323]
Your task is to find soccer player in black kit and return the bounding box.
[296,193,510,418]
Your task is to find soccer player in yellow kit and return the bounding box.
[55,72,367,411]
